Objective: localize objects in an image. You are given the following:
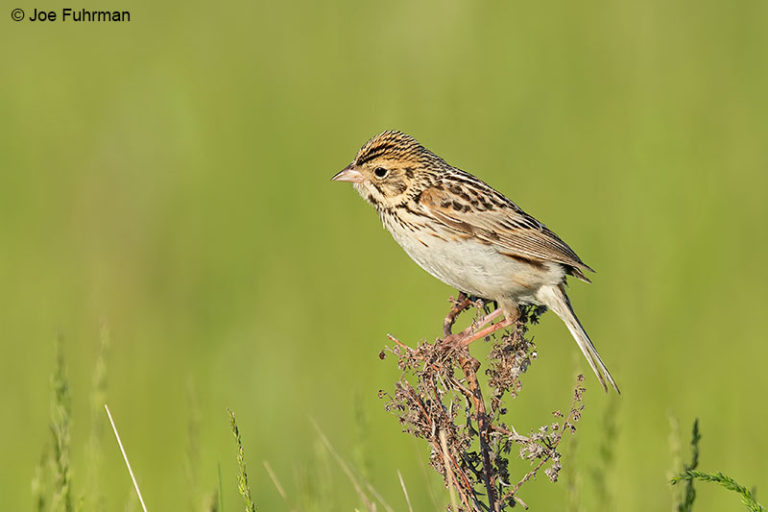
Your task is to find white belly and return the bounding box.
[387,222,565,305]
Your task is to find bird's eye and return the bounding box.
[374,167,388,179]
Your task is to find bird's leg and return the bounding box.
[458,306,521,348]
[475,307,505,329]
[443,292,472,337]
[444,308,505,346]
[458,318,513,347]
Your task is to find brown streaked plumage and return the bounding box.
[333,131,618,393]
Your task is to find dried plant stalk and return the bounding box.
[381,297,586,511]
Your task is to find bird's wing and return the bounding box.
[416,180,593,280]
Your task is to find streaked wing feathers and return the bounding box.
[417,181,593,280]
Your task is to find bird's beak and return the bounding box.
[332,164,364,183]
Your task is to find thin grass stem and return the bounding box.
[104,404,148,512]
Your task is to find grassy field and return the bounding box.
[2,0,767,510]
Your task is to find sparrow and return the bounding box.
[333,131,618,393]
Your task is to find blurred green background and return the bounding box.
[2,0,767,510]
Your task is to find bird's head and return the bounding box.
[332,131,446,209]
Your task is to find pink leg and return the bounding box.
[443,308,505,345]
[459,317,515,347]
[473,308,504,329]
[458,308,503,334]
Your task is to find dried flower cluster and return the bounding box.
[381,295,585,511]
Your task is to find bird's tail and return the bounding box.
[537,284,620,393]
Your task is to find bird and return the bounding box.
[332,131,619,393]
